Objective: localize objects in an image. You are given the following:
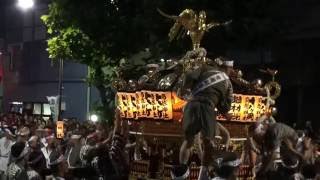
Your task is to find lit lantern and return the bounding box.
[216,94,268,122]
[116,91,268,122]
[117,91,173,120]
[56,121,64,139]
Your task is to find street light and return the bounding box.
[17,0,34,10]
[16,0,35,40]
[90,114,98,122]
[16,0,63,121]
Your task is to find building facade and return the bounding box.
[0,0,99,120]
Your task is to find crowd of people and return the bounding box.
[0,109,129,180]
[0,113,319,180]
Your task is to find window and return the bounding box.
[33,103,41,115]
[43,103,51,115]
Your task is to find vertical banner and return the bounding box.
[138,91,146,118]
[242,96,256,121]
[229,94,243,120]
[117,93,131,118]
[154,92,172,120]
[255,96,268,119]
[144,91,155,118]
[128,93,138,119]
[47,96,59,121]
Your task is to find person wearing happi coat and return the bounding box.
[47,150,69,180]
[66,133,83,168]
[173,51,233,180]
[41,134,56,169]
[27,150,43,180]
[255,122,302,178]
[0,128,15,179]
[7,142,29,180]
[28,135,47,179]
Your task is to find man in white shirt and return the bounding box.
[7,142,29,180]
[0,128,15,179]
[49,150,69,180]
[41,134,56,168]
[66,134,82,168]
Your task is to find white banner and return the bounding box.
[47,96,59,121]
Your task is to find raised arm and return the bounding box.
[109,108,129,177]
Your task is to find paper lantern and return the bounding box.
[56,121,64,139]
[117,91,173,120]
[116,91,268,122]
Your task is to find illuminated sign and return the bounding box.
[216,94,268,122]
[117,91,173,120]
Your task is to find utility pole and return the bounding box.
[57,58,63,121]
[86,66,91,120]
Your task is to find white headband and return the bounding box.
[215,158,241,168]
[281,160,299,169]
[254,123,265,134]
[28,136,38,142]
[71,134,82,139]
[147,64,159,68]
[46,134,55,140]
[223,60,234,67]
